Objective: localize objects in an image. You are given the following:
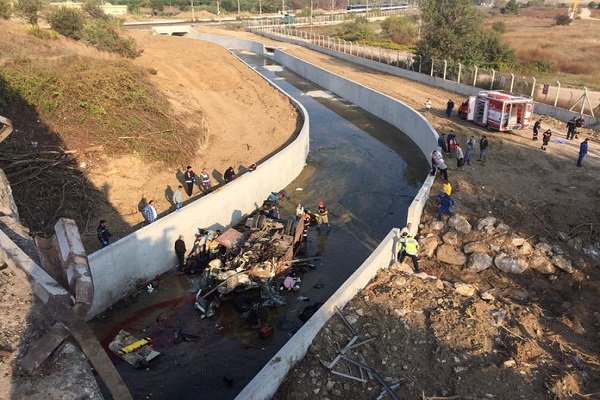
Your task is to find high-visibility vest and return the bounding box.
[404,236,418,255]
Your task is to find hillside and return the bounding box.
[0,21,299,250]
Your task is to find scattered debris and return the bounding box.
[108,330,160,369]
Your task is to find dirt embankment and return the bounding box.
[277,204,600,399]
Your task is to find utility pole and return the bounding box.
[191,0,195,21]
[216,0,220,16]
[237,0,241,17]
[259,0,262,14]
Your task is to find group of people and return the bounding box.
[423,98,456,119]
[532,118,591,166]
[431,132,489,180]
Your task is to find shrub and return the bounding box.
[83,0,110,20]
[0,0,12,19]
[554,14,571,25]
[81,19,141,58]
[48,7,84,39]
[588,1,597,7]
[381,15,416,44]
[502,0,519,14]
[16,0,43,26]
[337,17,374,41]
[491,21,506,33]
[27,26,59,40]
[526,0,544,6]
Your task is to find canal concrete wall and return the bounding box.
[85,51,310,319]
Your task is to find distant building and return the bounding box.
[48,2,128,16]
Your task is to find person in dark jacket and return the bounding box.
[541,129,552,151]
[224,166,236,183]
[478,136,489,162]
[97,220,111,247]
[430,192,455,221]
[532,119,541,141]
[438,133,448,154]
[184,165,196,196]
[577,138,589,167]
[175,235,187,269]
[566,117,576,140]
[445,99,455,118]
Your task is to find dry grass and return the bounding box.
[484,7,600,89]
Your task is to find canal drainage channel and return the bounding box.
[90,50,429,400]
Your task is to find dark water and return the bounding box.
[90,50,429,400]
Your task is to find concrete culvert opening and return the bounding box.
[265,47,276,54]
[171,32,188,37]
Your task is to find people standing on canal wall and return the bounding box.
[184,165,196,196]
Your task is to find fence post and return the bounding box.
[490,69,495,90]
[510,73,515,93]
[430,58,434,76]
[443,59,447,80]
[473,66,478,86]
[397,51,400,67]
[378,48,382,63]
[581,87,588,114]
[350,41,353,55]
[554,81,560,107]
[418,55,422,73]
[457,63,462,84]
[530,77,536,99]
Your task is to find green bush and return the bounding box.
[501,0,519,14]
[554,13,571,25]
[27,26,59,39]
[47,7,84,40]
[380,15,416,44]
[83,0,110,20]
[82,19,141,58]
[337,17,374,41]
[16,0,43,26]
[588,1,597,8]
[0,0,12,19]
[491,21,506,33]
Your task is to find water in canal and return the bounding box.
[91,49,429,400]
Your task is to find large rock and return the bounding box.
[467,253,493,272]
[530,256,556,274]
[476,217,496,231]
[454,283,477,297]
[437,244,467,265]
[430,220,445,231]
[442,231,460,246]
[552,255,573,273]
[463,241,489,254]
[494,253,529,274]
[495,223,510,235]
[419,236,440,258]
[535,241,552,255]
[518,241,533,256]
[448,214,472,234]
[510,236,526,247]
[391,261,415,275]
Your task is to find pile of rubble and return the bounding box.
[275,209,600,400]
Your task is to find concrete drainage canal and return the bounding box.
[90,49,429,400]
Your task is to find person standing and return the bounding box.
[174,235,187,269]
[224,166,236,183]
[445,99,455,118]
[541,129,552,151]
[532,119,541,141]
[577,138,589,167]
[295,203,304,221]
[430,149,443,176]
[455,143,464,168]
[317,201,330,232]
[199,168,212,193]
[575,116,585,139]
[397,230,419,273]
[464,136,475,165]
[424,98,432,113]
[97,220,112,248]
[566,117,576,140]
[478,135,489,162]
[142,200,158,224]
[184,165,196,197]
[437,133,448,154]
[173,185,184,211]
[447,131,457,155]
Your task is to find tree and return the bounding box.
[475,29,516,68]
[501,0,519,14]
[145,0,164,15]
[16,0,43,26]
[48,7,84,39]
[0,0,12,19]
[415,0,482,65]
[381,15,416,45]
[83,0,110,20]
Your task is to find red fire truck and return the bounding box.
[457,91,534,131]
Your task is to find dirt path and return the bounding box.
[82,31,298,250]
